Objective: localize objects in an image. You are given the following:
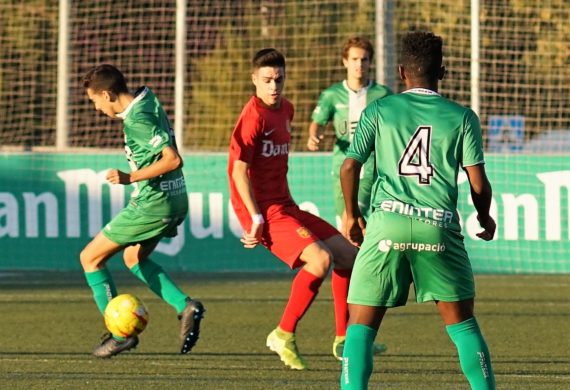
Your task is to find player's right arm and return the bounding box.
[307,121,324,151]
[340,103,376,245]
[340,157,365,246]
[229,106,265,248]
[307,90,333,151]
[231,160,264,248]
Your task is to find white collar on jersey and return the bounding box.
[116,86,148,120]
[403,88,440,96]
[343,80,373,95]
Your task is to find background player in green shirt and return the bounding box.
[307,37,392,228]
[80,64,204,358]
[339,32,496,389]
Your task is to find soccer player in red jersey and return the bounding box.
[228,48,384,370]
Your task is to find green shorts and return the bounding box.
[348,210,475,307]
[102,204,186,246]
[332,160,375,219]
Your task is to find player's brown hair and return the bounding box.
[252,48,286,70]
[342,37,374,60]
[400,32,443,80]
[82,64,129,95]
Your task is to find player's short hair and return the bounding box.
[342,37,374,60]
[82,64,129,95]
[400,31,443,79]
[252,48,286,70]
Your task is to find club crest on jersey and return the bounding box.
[286,120,291,133]
[261,140,289,157]
[296,227,312,239]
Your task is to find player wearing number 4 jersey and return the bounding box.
[80,64,204,358]
[340,32,496,389]
[228,48,384,370]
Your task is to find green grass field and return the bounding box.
[0,272,568,389]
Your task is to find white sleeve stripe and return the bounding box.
[462,159,485,167]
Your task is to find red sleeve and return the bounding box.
[230,105,263,164]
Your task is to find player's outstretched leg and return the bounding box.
[128,258,205,353]
[266,267,324,369]
[266,327,307,370]
[93,333,139,358]
[178,298,206,354]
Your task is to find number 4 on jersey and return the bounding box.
[398,126,434,185]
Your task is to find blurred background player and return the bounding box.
[228,48,384,370]
[80,64,204,358]
[307,37,392,228]
[339,32,496,389]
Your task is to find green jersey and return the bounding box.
[117,87,188,216]
[347,88,485,230]
[311,80,393,176]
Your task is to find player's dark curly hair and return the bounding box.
[82,64,129,95]
[252,48,286,70]
[400,32,443,79]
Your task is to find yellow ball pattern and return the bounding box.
[104,294,149,337]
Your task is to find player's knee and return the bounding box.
[79,248,99,270]
[79,249,90,269]
[332,244,357,269]
[123,252,138,269]
[308,247,333,277]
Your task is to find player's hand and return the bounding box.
[307,134,324,151]
[240,222,264,249]
[106,169,131,185]
[476,214,496,241]
[344,215,366,247]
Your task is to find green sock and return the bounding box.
[130,260,188,313]
[84,268,117,314]
[446,317,496,390]
[340,324,377,390]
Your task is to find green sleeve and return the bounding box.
[311,90,334,125]
[346,103,376,164]
[462,110,485,167]
[128,114,172,154]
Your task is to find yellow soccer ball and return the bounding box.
[104,294,149,337]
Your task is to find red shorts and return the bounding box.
[260,203,340,269]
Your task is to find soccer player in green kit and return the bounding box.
[340,32,496,389]
[307,37,392,227]
[80,64,204,358]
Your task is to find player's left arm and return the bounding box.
[462,109,495,241]
[107,118,182,185]
[464,164,495,240]
[107,146,182,185]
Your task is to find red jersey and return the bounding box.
[228,96,294,223]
